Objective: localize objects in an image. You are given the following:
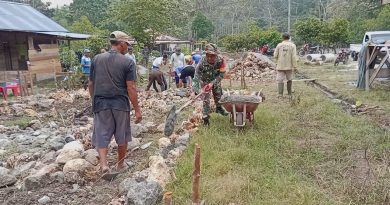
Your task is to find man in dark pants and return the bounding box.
[88,31,142,175]
[146,70,166,92]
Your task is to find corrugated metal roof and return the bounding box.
[38,32,91,40]
[0,1,68,32]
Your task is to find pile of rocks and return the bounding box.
[229,52,276,81]
[0,87,203,204]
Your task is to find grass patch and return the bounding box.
[167,83,390,204]
[3,117,32,130]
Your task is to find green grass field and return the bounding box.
[167,81,390,205]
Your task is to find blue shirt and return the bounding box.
[81,56,91,74]
[192,54,202,65]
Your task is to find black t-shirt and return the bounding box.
[89,50,136,113]
[180,65,195,79]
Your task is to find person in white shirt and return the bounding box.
[170,47,185,87]
[147,54,169,91]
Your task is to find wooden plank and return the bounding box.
[366,46,379,67]
[369,54,389,86]
[365,48,370,91]
[293,78,316,82]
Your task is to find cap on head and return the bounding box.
[84,48,91,53]
[282,32,290,40]
[110,31,131,45]
[205,43,218,55]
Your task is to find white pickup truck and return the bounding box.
[350,31,390,61]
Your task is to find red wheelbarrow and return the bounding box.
[219,91,264,127]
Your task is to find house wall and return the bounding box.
[28,34,61,81]
[0,32,28,81]
[0,31,61,82]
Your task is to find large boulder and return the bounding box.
[28,120,42,130]
[0,167,10,175]
[47,136,66,151]
[23,163,59,190]
[119,178,163,205]
[0,174,17,188]
[83,149,99,166]
[63,159,93,174]
[56,150,82,164]
[62,141,84,153]
[11,161,36,178]
[147,156,171,187]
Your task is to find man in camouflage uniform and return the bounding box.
[192,43,228,125]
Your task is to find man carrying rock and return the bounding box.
[192,43,229,126]
[273,32,297,98]
[88,31,142,175]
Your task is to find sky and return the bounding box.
[42,0,73,8]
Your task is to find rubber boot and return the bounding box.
[216,106,229,116]
[287,80,292,96]
[278,83,284,98]
[202,115,210,126]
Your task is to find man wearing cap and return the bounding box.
[274,32,297,98]
[81,48,91,90]
[88,31,142,175]
[192,43,228,126]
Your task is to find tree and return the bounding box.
[321,18,350,47]
[69,16,109,55]
[113,0,178,46]
[192,13,215,40]
[69,0,111,26]
[52,6,74,28]
[294,18,324,44]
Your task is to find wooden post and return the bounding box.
[163,192,173,205]
[365,47,370,91]
[192,144,201,205]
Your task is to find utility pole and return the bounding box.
[288,0,291,34]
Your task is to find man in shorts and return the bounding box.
[273,32,297,98]
[88,31,142,174]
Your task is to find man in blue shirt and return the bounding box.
[81,48,91,90]
[192,51,202,67]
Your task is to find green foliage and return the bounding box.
[295,17,351,46]
[52,6,73,28]
[69,0,111,26]
[220,24,281,52]
[58,72,85,90]
[294,18,323,44]
[150,50,161,58]
[4,117,33,130]
[69,16,109,56]
[321,18,351,47]
[112,0,177,46]
[192,13,215,40]
[59,46,79,70]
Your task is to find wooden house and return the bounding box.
[0,1,89,82]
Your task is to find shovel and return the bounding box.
[164,90,204,136]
